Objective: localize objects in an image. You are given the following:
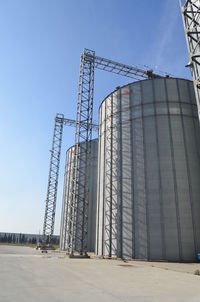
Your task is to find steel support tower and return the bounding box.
[42,48,163,251]
[67,49,162,256]
[68,49,95,256]
[42,113,64,244]
[180,0,200,118]
[42,113,98,246]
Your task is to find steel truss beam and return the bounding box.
[66,49,163,256]
[63,117,98,131]
[94,56,161,79]
[42,114,98,245]
[180,0,200,117]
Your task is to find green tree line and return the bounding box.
[0,233,60,245]
[0,233,37,244]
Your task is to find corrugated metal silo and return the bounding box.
[96,78,200,261]
[60,139,98,252]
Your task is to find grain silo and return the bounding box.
[96,78,200,261]
[60,139,98,252]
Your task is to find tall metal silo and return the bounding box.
[60,139,98,252]
[96,78,200,261]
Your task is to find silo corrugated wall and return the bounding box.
[96,78,200,261]
[60,139,98,252]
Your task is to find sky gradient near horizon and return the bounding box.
[0,0,191,235]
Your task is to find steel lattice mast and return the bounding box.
[68,49,95,255]
[66,49,162,256]
[42,113,64,244]
[42,114,98,245]
[180,0,200,118]
[42,48,163,251]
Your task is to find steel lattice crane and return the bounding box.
[42,49,164,252]
[180,0,200,118]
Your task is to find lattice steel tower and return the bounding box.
[42,114,64,244]
[67,49,95,256]
[42,48,163,252]
[66,49,162,256]
[42,113,98,246]
[180,0,200,118]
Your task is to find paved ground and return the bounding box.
[0,245,200,302]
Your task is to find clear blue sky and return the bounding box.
[0,0,190,235]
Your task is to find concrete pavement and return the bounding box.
[0,245,200,302]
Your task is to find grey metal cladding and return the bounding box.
[96,78,200,261]
[60,139,98,252]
